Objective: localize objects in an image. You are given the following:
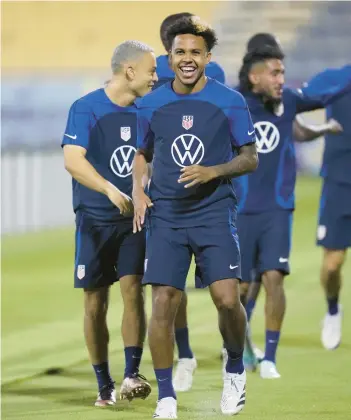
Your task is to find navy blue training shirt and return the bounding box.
[301,66,351,185]
[62,88,138,222]
[235,65,351,214]
[154,55,226,89]
[137,77,256,228]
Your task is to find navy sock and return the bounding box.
[226,349,244,374]
[93,361,114,390]
[264,330,280,363]
[245,298,256,322]
[327,297,339,315]
[155,367,176,400]
[175,327,194,359]
[124,346,143,378]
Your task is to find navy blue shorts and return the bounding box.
[237,210,293,283]
[143,224,241,291]
[74,212,145,289]
[317,180,351,250]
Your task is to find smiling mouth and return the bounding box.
[180,66,197,77]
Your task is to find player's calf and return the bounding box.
[149,286,182,417]
[321,249,345,350]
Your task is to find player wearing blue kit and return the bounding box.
[155,12,227,392]
[236,34,343,373]
[314,88,351,350]
[234,46,351,380]
[155,13,225,89]
[62,41,157,406]
[132,16,258,418]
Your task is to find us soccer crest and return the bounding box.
[77,265,85,280]
[120,126,131,141]
[182,116,193,130]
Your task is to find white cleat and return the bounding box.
[173,358,197,392]
[153,397,177,419]
[321,306,342,350]
[260,360,281,379]
[221,370,246,415]
[95,385,116,407]
[253,346,265,362]
[222,348,228,379]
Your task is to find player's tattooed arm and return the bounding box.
[132,150,153,232]
[63,144,133,215]
[293,115,343,142]
[213,143,258,179]
[179,143,258,188]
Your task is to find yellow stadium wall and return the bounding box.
[2,1,220,71]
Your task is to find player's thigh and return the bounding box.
[143,226,192,291]
[74,213,118,289]
[257,210,293,276]
[237,214,259,283]
[317,181,351,250]
[190,224,241,288]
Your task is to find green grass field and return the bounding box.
[2,176,350,419]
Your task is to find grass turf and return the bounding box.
[2,176,350,419]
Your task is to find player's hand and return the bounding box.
[178,165,217,188]
[327,118,343,134]
[106,182,134,216]
[132,188,153,233]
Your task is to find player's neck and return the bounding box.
[251,88,271,104]
[172,76,208,95]
[104,79,135,107]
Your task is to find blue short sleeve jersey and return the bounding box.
[154,55,226,89]
[235,66,351,214]
[301,66,351,186]
[62,88,138,222]
[137,78,256,227]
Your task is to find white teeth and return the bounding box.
[181,67,195,72]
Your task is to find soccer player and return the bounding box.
[133,16,258,418]
[62,40,157,406]
[155,11,227,393]
[311,88,351,350]
[239,33,344,372]
[156,12,225,89]
[234,46,351,379]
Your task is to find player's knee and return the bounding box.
[120,275,144,306]
[262,271,284,297]
[84,289,108,320]
[323,249,346,274]
[152,286,181,322]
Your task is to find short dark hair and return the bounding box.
[238,45,285,92]
[165,15,218,52]
[247,33,282,53]
[160,13,194,51]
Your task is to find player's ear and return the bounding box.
[248,70,259,87]
[126,65,136,81]
[205,52,212,64]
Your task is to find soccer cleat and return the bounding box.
[221,370,246,415]
[321,306,342,350]
[153,397,177,419]
[243,330,258,372]
[253,346,264,362]
[221,348,228,379]
[260,360,281,379]
[120,373,152,401]
[95,382,116,407]
[173,357,197,392]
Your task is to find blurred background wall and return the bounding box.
[2,1,351,234]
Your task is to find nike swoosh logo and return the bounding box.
[64,134,77,140]
[248,129,255,136]
[230,265,238,270]
[279,258,288,263]
[158,378,168,382]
